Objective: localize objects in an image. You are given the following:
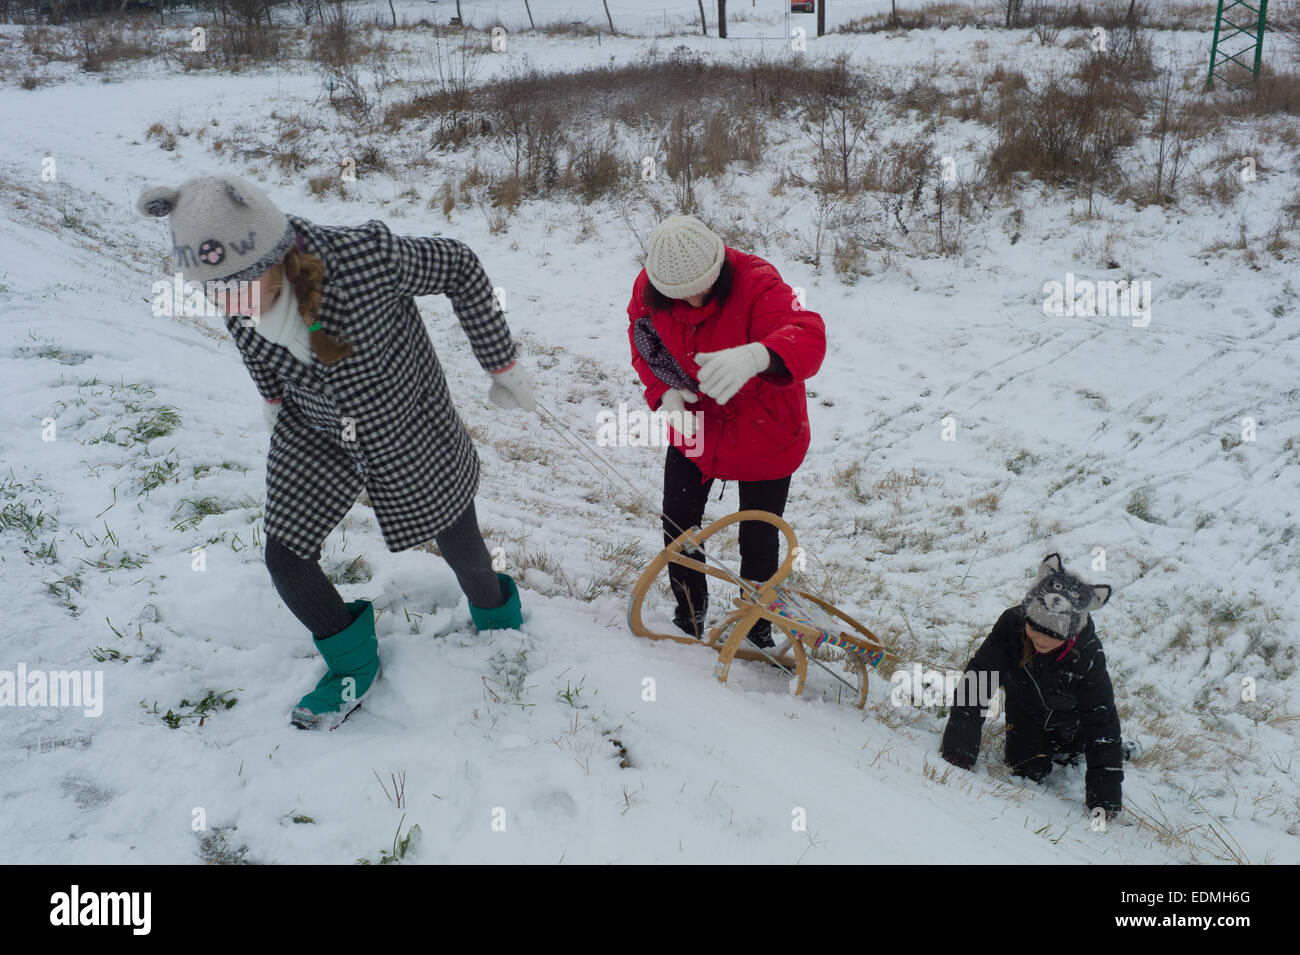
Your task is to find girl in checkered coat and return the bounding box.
[137,175,534,730]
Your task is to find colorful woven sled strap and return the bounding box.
[766,595,885,668]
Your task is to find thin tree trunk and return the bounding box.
[697,0,707,35]
[388,0,396,27]
[717,0,726,37]
[523,0,534,29]
[603,0,614,32]
[817,0,825,37]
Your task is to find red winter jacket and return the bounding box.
[627,248,827,482]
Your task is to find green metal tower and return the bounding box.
[1206,0,1269,90]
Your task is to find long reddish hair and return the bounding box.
[265,241,353,365]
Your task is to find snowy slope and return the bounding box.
[1,2,1298,863]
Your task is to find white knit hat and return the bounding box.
[135,174,296,285]
[645,216,725,300]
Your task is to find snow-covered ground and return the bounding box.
[1,1,1298,863]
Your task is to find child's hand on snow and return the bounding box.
[488,361,536,413]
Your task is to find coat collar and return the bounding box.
[668,296,720,327]
[224,306,321,389]
[221,215,351,385]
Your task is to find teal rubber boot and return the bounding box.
[468,573,522,631]
[290,600,380,730]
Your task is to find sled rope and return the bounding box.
[533,400,750,586]
[531,398,864,693]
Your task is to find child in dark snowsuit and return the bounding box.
[941,554,1125,819]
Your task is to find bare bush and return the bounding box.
[700,108,765,176]
[75,20,155,71]
[1226,68,1300,117]
[663,108,701,213]
[987,70,1139,210]
[1129,68,1198,205]
[329,51,397,132]
[312,0,357,67]
[569,135,626,202]
[294,0,325,26]
[801,96,872,193]
[492,100,564,194]
[838,2,988,32]
[384,53,859,139]
[1075,21,1158,85]
[425,26,484,112]
[863,134,935,196]
[1029,0,1062,43]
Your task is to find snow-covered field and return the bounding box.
[1,0,1298,864]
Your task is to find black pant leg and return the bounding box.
[1004,696,1053,782]
[662,444,713,624]
[735,474,793,584]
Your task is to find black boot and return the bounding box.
[673,608,707,639]
[668,547,709,638]
[738,582,775,648]
[671,589,708,639]
[746,616,775,649]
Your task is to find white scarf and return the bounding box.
[252,281,313,367]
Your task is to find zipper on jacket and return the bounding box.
[1024,665,1054,730]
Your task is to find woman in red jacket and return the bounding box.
[627,216,826,647]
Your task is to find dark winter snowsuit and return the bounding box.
[941,605,1123,812]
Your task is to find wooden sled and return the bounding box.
[627,509,895,708]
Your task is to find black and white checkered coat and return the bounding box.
[223,215,515,561]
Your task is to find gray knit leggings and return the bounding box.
[265,499,505,638]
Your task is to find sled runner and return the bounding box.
[627,510,895,707]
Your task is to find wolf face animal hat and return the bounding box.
[1021,553,1111,641]
[135,175,296,285]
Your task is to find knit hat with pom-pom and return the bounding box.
[135,175,296,285]
[644,215,725,300]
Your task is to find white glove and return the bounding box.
[695,343,770,406]
[262,399,281,432]
[488,361,536,413]
[658,387,699,438]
